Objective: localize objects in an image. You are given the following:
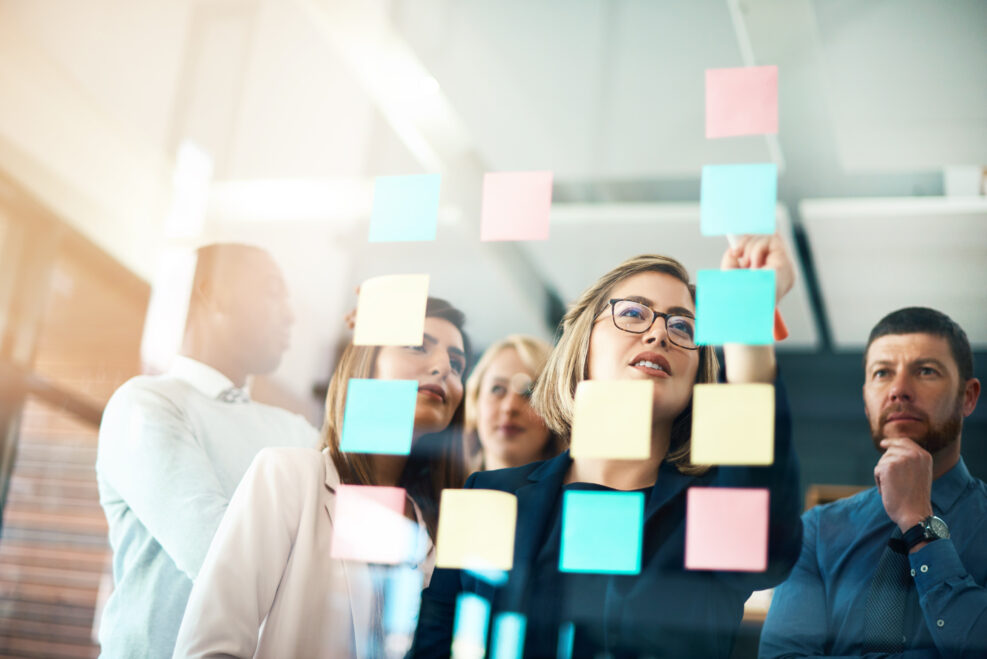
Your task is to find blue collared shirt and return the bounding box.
[759,457,987,659]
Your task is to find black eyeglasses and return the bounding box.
[606,299,698,350]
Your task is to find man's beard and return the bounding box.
[870,393,964,455]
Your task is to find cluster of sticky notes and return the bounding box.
[340,379,418,455]
[331,485,419,564]
[685,487,769,572]
[436,489,517,571]
[690,383,775,465]
[700,163,777,236]
[352,274,430,346]
[695,269,775,345]
[367,170,553,243]
[559,490,644,574]
[452,593,491,659]
[569,380,653,460]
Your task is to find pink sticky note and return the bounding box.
[480,171,553,241]
[685,487,769,572]
[705,66,778,138]
[331,485,416,564]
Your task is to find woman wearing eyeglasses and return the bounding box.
[410,236,803,658]
[463,335,563,474]
[174,298,471,658]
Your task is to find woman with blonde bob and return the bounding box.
[175,298,471,658]
[464,335,562,473]
[411,237,803,658]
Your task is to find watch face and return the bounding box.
[926,516,950,540]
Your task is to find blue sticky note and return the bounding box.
[700,163,777,236]
[369,174,441,242]
[383,566,423,636]
[559,491,643,574]
[340,379,417,454]
[491,612,526,659]
[695,270,775,345]
[453,593,490,656]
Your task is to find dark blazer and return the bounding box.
[410,378,802,658]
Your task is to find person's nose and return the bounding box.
[642,316,669,349]
[501,391,524,417]
[888,371,913,403]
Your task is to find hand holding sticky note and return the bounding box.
[352,274,429,346]
[705,65,778,139]
[436,489,517,571]
[686,487,769,572]
[570,380,653,460]
[690,383,775,465]
[695,269,775,345]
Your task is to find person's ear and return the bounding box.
[962,378,981,417]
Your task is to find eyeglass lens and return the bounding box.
[611,300,696,348]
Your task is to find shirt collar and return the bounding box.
[931,456,974,514]
[169,356,238,399]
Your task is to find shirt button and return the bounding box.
[910,569,916,577]
[920,564,929,573]
[937,619,945,628]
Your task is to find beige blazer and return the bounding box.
[173,447,435,658]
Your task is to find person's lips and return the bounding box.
[883,408,925,424]
[497,424,525,437]
[418,384,446,403]
[629,351,672,378]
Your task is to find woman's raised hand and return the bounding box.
[720,233,795,303]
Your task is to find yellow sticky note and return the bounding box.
[570,380,652,460]
[690,383,774,465]
[436,489,517,571]
[353,274,429,346]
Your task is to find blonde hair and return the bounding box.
[463,335,563,471]
[322,298,470,539]
[531,254,720,476]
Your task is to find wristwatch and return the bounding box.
[901,515,950,552]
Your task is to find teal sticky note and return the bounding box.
[453,593,490,657]
[383,566,423,636]
[369,174,441,242]
[695,270,775,345]
[340,379,417,454]
[700,163,777,236]
[491,612,526,659]
[559,491,643,574]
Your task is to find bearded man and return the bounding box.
[759,307,986,659]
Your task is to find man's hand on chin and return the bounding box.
[875,436,934,536]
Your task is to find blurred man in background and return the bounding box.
[760,307,986,658]
[95,243,319,659]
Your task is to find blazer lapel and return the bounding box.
[645,461,698,520]
[501,451,571,612]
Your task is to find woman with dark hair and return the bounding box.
[174,298,471,658]
[411,237,804,658]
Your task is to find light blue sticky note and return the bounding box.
[340,379,418,454]
[700,163,777,236]
[369,174,441,242]
[383,566,423,636]
[695,270,775,345]
[491,612,526,659]
[559,491,643,574]
[453,593,491,657]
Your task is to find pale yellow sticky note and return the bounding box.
[570,380,652,460]
[690,383,774,465]
[353,274,429,346]
[435,489,517,571]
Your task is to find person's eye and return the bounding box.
[490,384,506,395]
[668,317,695,338]
[451,359,465,375]
[873,368,889,379]
[617,306,646,319]
[919,366,939,376]
[406,345,426,353]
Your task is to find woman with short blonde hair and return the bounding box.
[412,237,803,658]
[463,334,562,472]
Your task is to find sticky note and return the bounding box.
[340,379,418,455]
[559,490,643,574]
[491,613,526,659]
[436,489,517,571]
[685,487,769,572]
[690,383,775,465]
[695,269,775,345]
[353,274,429,346]
[330,485,418,564]
[700,163,777,236]
[570,380,652,460]
[369,174,440,242]
[383,566,423,635]
[480,171,553,241]
[705,65,778,138]
[452,593,490,659]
